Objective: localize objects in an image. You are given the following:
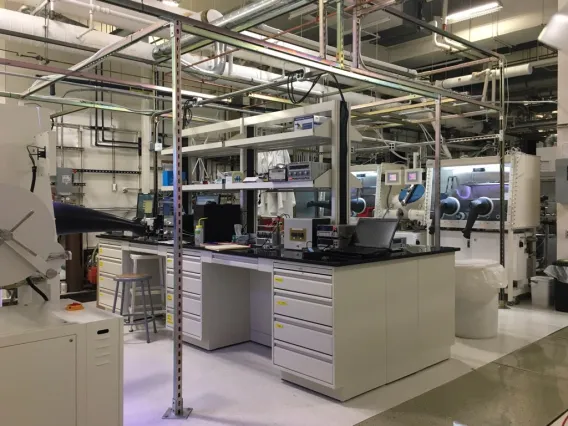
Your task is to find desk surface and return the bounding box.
[98,234,458,267]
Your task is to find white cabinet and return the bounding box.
[273,268,332,298]
[274,342,333,384]
[273,316,333,356]
[274,291,333,327]
[166,291,201,317]
[165,271,201,295]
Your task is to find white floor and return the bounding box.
[124,305,568,426]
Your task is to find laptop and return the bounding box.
[330,218,400,258]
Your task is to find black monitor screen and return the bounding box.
[353,218,399,249]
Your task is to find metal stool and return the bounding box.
[112,274,157,343]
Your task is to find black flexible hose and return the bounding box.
[30,166,37,193]
[26,277,48,302]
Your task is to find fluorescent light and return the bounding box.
[553,110,558,114]
[161,0,179,6]
[446,1,503,24]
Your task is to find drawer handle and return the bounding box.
[276,301,288,306]
[275,323,284,329]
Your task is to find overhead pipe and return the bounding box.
[436,63,533,89]
[152,0,299,60]
[0,8,483,132]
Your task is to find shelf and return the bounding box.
[161,122,362,158]
[161,184,224,192]
[161,171,362,192]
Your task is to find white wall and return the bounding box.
[0,39,154,247]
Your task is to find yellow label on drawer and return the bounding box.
[100,276,104,281]
[99,292,103,297]
[166,314,173,324]
[167,294,173,301]
[274,277,283,283]
[99,248,103,253]
[276,301,287,306]
[275,323,283,329]
[167,258,173,263]
[99,262,104,267]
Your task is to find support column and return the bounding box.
[557,0,568,259]
[140,99,152,193]
[163,20,192,421]
[433,96,441,249]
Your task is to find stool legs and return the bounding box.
[140,280,151,344]
[146,279,158,334]
[112,280,120,313]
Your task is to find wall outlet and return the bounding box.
[112,183,118,192]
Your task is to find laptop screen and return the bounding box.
[353,218,399,249]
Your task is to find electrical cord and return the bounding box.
[26,277,48,302]
[383,185,393,218]
[26,146,37,193]
[182,100,193,129]
[287,71,322,104]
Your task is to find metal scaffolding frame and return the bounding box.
[0,0,512,413]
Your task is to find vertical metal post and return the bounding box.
[498,59,507,307]
[352,0,360,69]
[163,20,192,420]
[336,0,344,68]
[319,0,327,59]
[433,96,442,249]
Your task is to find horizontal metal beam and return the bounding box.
[383,6,503,60]
[0,91,156,115]
[94,0,501,111]
[0,57,214,100]
[21,20,168,98]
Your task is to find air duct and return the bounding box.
[0,8,483,133]
[152,0,302,60]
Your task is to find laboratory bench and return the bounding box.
[97,234,458,401]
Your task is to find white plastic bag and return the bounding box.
[545,265,568,284]
[455,259,506,303]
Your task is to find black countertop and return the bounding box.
[98,234,459,267]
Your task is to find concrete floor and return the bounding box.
[123,304,568,426]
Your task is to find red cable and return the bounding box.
[562,413,568,426]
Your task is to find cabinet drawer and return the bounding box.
[274,318,333,355]
[166,272,201,295]
[274,342,333,384]
[274,270,332,298]
[166,254,201,274]
[98,289,121,310]
[98,245,122,260]
[99,257,122,276]
[98,273,117,292]
[274,292,332,327]
[166,291,201,316]
[166,310,202,339]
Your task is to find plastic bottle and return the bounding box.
[194,217,207,246]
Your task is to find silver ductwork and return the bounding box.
[152,0,302,60]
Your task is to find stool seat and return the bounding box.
[115,273,152,282]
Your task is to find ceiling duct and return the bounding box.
[152,0,306,60]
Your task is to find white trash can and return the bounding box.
[530,276,554,308]
[455,259,506,339]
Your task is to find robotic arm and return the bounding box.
[462,197,493,239]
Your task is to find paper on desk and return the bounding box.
[202,243,249,252]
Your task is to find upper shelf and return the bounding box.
[161,170,363,192]
[161,122,362,157]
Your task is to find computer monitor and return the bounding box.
[196,194,220,206]
[136,193,154,218]
[385,170,402,186]
[352,218,399,249]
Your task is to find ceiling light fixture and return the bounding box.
[446,1,503,24]
[161,0,180,7]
